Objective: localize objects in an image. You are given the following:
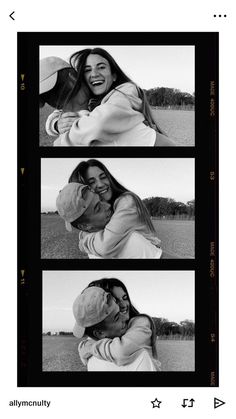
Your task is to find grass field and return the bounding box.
[152,219,194,259]
[39,105,194,146]
[155,109,194,146]
[43,335,194,371]
[41,214,194,259]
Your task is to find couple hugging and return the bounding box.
[73,278,161,371]
[56,159,162,259]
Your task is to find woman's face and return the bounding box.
[85,166,113,202]
[83,54,117,96]
[111,286,130,322]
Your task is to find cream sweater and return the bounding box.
[52,82,156,146]
[79,316,161,370]
[78,193,161,258]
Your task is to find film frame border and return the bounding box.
[17,31,218,387]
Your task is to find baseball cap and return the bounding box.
[73,287,117,338]
[40,56,71,94]
[56,182,94,231]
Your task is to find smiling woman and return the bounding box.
[86,166,113,202]
[44,47,175,146]
[73,279,161,371]
[65,158,162,259]
[83,54,117,97]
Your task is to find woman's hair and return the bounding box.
[86,277,158,359]
[64,47,164,133]
[69,47,132,97]
[68,159,156,234]
[87,278,140,319]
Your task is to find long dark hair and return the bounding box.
[87,278,139,319]
[65,47,164,133]
[69,48,132,97]
[68,159,156,234]
[86,278,158,359]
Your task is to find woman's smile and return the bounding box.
[98,186,112,201]
[120,307,129,315]
[111,286,130,322]
[85,166,113,202]
[84,54,116,96]
[91,80,104,86]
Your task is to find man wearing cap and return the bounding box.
[56,182,162,259]
[40,56,90,136]
[73,287,157,371]
[73,286,127,340]
[56,182,112,234]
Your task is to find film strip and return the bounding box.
[18,32,218,387]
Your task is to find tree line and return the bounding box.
[145,87,195,108]
[43,319,195,339]
[42,198,195,218]
[153,318,195,338]
[143,197,195,218]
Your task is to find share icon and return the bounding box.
[214,398,226,409]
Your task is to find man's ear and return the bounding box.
[92,329,107,340]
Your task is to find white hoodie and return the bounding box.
[52,82,156,146]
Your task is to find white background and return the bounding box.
[0,0,235,417]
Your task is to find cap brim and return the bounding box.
[40,72,57,95]
[73,322,85,338]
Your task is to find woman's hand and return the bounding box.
[78,339,94,365]
[57,112,79,134]
[78,230,90,252]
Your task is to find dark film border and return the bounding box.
[18,32,218,386]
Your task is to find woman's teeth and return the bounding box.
[91,80,104,86]
[121,308,128,313]
[100,188,108,195]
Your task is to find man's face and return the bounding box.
[83,192,112,231]
[100,303,128,338]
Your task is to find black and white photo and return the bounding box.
[41,158,195,259]
[43,270,195,373]
[18,32,218,387]
[40,45,194,147]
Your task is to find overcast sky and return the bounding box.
[41,158,194,211]
[40,45,194,93]
[43,270,194,332]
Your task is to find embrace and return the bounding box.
[40,48,175,146]
[56,159,162,259]
[73,278,161,371]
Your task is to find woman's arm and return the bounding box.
[45,110,89,137]
[79,194,141,257]
[80,317,152,366]
[55,88,144,146]
[78,338,95,366]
